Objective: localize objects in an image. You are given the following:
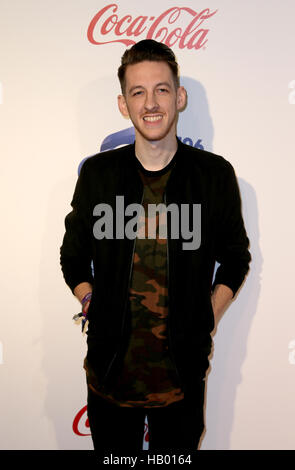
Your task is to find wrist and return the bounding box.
[74,282,93,304]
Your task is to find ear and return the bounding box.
[176,86,187,111]
[118,94,130,119]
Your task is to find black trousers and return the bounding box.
[87,382,205,456]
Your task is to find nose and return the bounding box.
[144,91,159,112]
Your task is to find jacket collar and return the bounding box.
[121,137,193,200]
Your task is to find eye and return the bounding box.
[158,88,169,94]
[132,90,143,97]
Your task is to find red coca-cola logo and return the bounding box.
[73,405,91,436]
[87,3,218,51]
[73,405,150,442]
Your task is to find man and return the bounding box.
[60,39,250,454]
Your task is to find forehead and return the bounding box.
[124,60,175,90]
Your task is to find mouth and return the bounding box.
[143,115,163,122]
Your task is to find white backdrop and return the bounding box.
[1,0,295,450]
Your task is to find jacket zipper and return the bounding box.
[99,188,144,388]
[164,191,183,388]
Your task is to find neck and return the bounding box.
[134,133,178,171]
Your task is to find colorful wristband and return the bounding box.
[81,292,92,306]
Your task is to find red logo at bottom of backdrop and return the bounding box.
[72,405,150,442]
[73,406,91,436]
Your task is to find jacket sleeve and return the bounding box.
[60,161,94,293]
[212,161,251,296]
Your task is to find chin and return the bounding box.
[135,126,174,143]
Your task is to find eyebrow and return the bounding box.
[128,82,172,95]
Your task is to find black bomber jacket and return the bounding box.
[60,139,251,391]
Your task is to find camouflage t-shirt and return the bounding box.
[86,153,184,407]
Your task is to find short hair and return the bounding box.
[118,39,180,94]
